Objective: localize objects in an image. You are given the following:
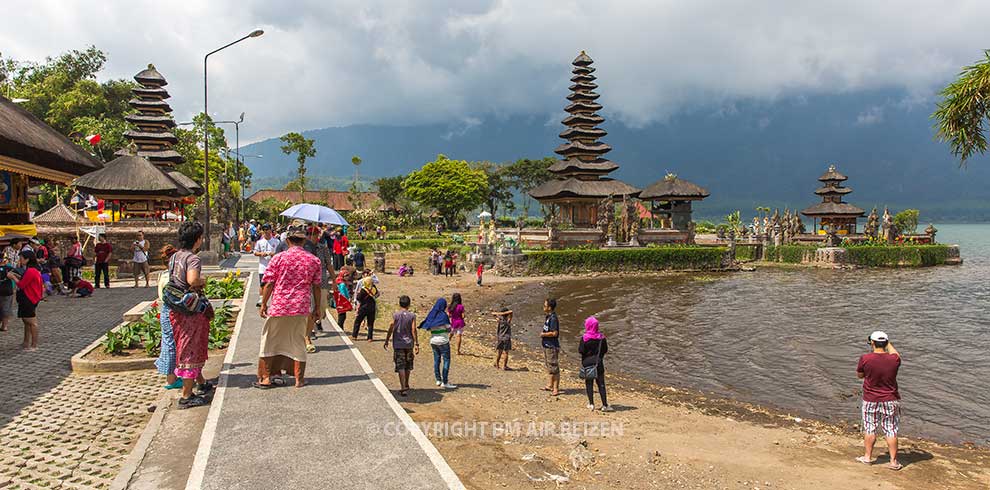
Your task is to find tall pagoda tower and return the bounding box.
[800,164,864,234]
[74,65,201,218]
[530,51,638,228]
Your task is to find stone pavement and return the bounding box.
[0,287,159,490]
[188,256,463,490]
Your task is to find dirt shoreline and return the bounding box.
[348,253,989,490]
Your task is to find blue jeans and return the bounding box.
[432,343,451,384]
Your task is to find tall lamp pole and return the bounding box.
[203,29,263,250]
[214,112,245,224]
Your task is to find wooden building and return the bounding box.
[0,95,103,235]
[800,165,864,234]
[72,65,200,219]
[529,51,638,228]
[639,174,709,231]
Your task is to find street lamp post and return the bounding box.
[203,29,263,251]
[213,112,245,224]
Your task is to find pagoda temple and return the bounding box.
[800,164,864,235]
[73,65,200,218]
[530,51,638,228]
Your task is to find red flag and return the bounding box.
[85,134,101,145]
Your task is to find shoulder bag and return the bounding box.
[578,339,604,380]
[162,253,209,315]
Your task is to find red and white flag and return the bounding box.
[84,134,101,145]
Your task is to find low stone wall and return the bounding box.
[37,222,181,269]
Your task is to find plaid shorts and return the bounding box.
[862,400,900,437]
[543,347,560,375]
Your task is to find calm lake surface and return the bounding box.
[506,224,989,445]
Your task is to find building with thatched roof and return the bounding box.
[32,202,84,226]
[800,164,864,234]
[73,65,201,219]
[0,95,103,234]
[639,174,709,231]
[530,51,638,228]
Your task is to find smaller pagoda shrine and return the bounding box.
[73,65,200,219]
[639,174,709,231]
[530,51,638,229]
[800,164,864,235]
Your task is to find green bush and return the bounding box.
[764,245,817,263]
[734,245,758,262]
[101,301,238,356]
[524,246,727,274]
[843,244,949,267]
[352,238,452,252]
[204,273,246,299]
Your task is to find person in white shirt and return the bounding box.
[253,224,279,306]
[132,231,151,288]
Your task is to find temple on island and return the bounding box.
[72,65,201,219]
[639,174,709,231]
[800,164,864,234]
[529,51,638,228]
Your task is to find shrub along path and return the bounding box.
[0,286,159,490]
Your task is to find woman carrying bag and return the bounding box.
[578,316,612,412]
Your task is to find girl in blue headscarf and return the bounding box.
[419,298,456,389]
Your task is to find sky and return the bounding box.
[2,0,988,143]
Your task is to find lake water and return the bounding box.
[506,224,989,445]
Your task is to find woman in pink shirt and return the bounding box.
[448,292,466,355]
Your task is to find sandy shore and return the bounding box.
[348,252,989,489]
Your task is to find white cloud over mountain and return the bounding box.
[1,0,985,142]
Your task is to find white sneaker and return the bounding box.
[601,405,614,412]
[435,380,442,386]
[442,383,458,389]
[587,404,595,410]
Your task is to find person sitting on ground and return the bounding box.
[492,307,513,370]
[397,263,413,277]
[383,295,419,397]
[856,331,902,470]
[68,277,94,298]
[579,316,611,412]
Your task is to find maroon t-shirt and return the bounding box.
[95,243,113,263]
[857,352,901,402]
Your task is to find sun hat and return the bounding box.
[869,331,888,342]
[287,220,308,238]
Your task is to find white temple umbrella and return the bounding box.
[280,203,349,225]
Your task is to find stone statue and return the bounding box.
[881,207,893,243]
[864,207,879,238]
[619,195,631,242]
[762,216,769,237]
[687,221,697,244]
[782,210,792,243]
[629,218,640,246]
[824,223,841,247]
[625,199,638,243]
[596,196,611,236]
[770,209,782,246]
[753,216,760,236]
[925,223,937,243]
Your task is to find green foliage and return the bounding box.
[352,238,453,252]
[502,157,554,215]
[373,175,406,209]
[279,132,317,197]
[695,221,717,234]
[893,209,920,234]
[843,244,949,267]
[204,273,246,299]
[734,245,758,261]
[933,50,990,164]
[524,247,727,274]
[764,245,817,263]
[402,154,487,226]
[209,303,235,350]
[101,300,238,356]
[473,161,515,217]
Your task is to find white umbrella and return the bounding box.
[280,203,349,225]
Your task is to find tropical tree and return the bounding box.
[933,50,990,164]
[279,132,316,199]
[373,175,406,210]
[403,154,487,227]
[893,209,920,234]
[473,161,515,217]
[503,157,554,215]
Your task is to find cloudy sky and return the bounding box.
[3,0,988,143]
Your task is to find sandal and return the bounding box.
[306,344,317,353]
[887,463,902,471]
[177,395,210,409]
[252,381,274,390]
[399,390,408,397]
[855,456,875,465]
[272,377,287,387]
[164,379,184,390]
[194,382,215,396]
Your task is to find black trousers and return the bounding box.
[352,304,376,339]
[94,262,110,288]
[332,254,344,271]
[585,369,607,406]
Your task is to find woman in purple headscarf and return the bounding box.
[578,316,611,412]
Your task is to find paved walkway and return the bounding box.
[0,286,160,490]
[187,256,463,490]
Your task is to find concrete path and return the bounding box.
[187,255,463,490]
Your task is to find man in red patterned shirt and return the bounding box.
[256,221,322,388]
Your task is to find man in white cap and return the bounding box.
[855,331,902,470]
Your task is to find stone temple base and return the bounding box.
[813,247,847,268]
